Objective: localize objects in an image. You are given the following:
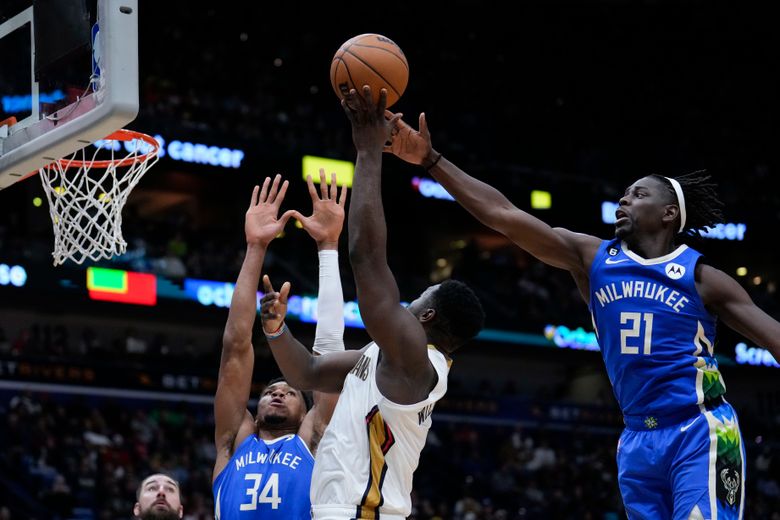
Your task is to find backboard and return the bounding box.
[0,0,139,189]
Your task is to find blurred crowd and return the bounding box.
[0,391,777,519]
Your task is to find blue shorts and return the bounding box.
[617,400,746,520]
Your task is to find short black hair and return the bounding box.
[263,377,311,410]
[430,279,485,347]
[651,171,725,235]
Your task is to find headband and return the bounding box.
[665,176,686,233]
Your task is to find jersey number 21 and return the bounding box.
[620,312,654,355]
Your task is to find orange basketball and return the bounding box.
[330,33,409,108]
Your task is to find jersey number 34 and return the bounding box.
[240,473,281,510]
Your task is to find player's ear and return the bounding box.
[419,308,436,323]
[662,204,679,225]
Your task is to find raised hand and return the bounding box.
[341,85,403,153]
[384,112,434,166]
[245,174,292,246]
[286,169,348,250]
[261,274,291,334]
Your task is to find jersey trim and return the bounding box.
[372,345,450,411]
[621,242,689,265]
[356,405,396,519]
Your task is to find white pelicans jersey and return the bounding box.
[311,342,451,520]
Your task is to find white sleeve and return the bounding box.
[312,250,345,354]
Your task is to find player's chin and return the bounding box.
[615,224,631,239]
[263,412,288,425]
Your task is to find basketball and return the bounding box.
[330,33,409,108]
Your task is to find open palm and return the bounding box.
[245,174,292,246]
[288,169,347,248]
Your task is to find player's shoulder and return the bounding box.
[694,261,729,284]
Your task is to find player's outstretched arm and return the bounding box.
[342,86,436,403]
[260,276,362,394]
[213,175,292,481]
[386,112,601,273]
[698,264,780,361]
[286,169,349,452]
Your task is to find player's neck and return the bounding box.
[256,424,298,441]
[434,344,453,360]
[624,233,676,260]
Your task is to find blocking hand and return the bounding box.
[384,112,434,167]
[245,174,292,247]
[286,169,347,250]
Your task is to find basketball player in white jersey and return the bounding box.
[259,86,485,520]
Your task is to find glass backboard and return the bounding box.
[0,0,139,189]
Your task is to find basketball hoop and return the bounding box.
[38,129,160,266]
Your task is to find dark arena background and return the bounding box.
[1,1,778,518]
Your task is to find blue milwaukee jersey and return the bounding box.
[213,433,314,519]
[588,239,726,417]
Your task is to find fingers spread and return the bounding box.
[259,177,271,203]
[329,172,338,200]
[306,174,318,201]
[318,169,328,200]
[267,174,282,203]
[338,181,348,206]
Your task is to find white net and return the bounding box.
[38,132,159,265]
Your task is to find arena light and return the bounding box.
[544,324,600,351]
[2,89,65,113]
[531,190,551,209]
[183,278,366,328]
[411,177,454,201]
[87,267,157,306]
[735,343,779,368]
[93,134,246,169]
[0,263,27,287]
[302,155,354,188]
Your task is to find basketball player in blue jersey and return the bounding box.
[384,110,780,519]
[259,88,485,520]
[212,171,349,519]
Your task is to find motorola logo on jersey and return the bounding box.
[665,263,685,280]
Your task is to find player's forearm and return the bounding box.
[348,150,387,269]
[265,328,319,390]
[428,153,521,229]
[223,244,265,348]
[313,250,345,355]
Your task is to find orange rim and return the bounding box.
[56,129,160,169]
